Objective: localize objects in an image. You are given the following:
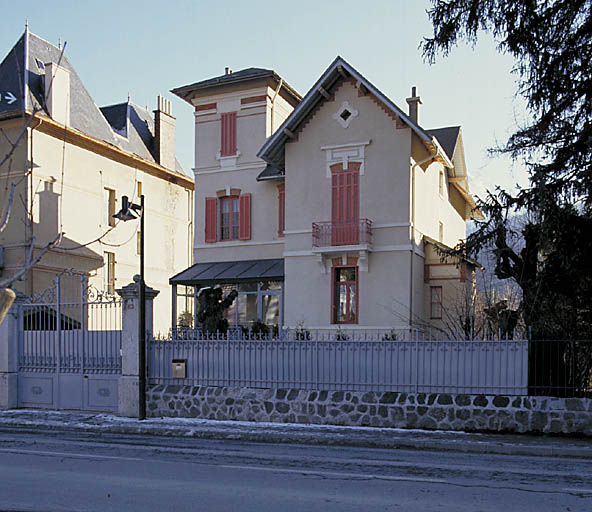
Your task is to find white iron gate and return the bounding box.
[17,270,122,412]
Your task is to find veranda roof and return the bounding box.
[169,258,284,286]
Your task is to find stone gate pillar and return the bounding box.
[0,291,28,409]
[116,276,159,417]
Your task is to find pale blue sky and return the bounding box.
[1,0,528,199]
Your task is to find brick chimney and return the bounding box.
[154,95,176,170]
[44,62,70,126]
[406,86,422,125]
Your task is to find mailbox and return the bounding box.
[172,359,187,379]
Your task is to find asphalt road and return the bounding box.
[0,429,591,511]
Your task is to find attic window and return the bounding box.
[35,59,45,71]
[333,101,358,129]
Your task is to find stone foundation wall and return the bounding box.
[147,385,592,435]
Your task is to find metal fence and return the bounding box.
[149,331,530,395]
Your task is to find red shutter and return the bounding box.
[205,197,217,243]
[220,112,237,156]
[239,193,251,240]
[278,184,285,237]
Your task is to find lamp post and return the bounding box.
[113,194,146,420]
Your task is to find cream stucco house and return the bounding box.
[170,57,480,334]
[0,28,193,334]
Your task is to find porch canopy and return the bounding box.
[170,258,284,286]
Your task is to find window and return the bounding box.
[439,221,444,243]
[332,266,358,324]
[104,188,116,227]
[278,184,285,237]
[105,252,115,294]
[439,170,444,196]
[137,181,143,198]
[137,231,141,255]
[205,193,251,242]
[220,196,240,240]
[220,112,237,156]
[430,286,443,319]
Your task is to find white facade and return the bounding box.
[173,59,480,334]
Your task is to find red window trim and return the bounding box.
[278,184,285,237]
[331,265,359,325]
[220,112,237,157]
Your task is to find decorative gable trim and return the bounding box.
[332,100,358,128]
[320,140,371,177]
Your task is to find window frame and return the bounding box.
[219,195,240,241]
[104,188,116,227]
[430,286,443,319]
[331,265,358,324]
[105,251,116,295]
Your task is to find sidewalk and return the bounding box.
[0,409,590,459]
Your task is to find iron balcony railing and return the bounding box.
[312,219,373,247]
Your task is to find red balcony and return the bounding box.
[312,219,373,247]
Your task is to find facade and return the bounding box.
[0,29,193,334]
[171,57,480,334]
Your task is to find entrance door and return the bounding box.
[331,162,360,245]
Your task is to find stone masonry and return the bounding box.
[147,385,592,435]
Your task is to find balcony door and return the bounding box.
[331,162,360,245]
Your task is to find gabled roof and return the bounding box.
[257,56,453,171]
[0,29,187,176]
[172,67,301,105]
[257,56,481,219]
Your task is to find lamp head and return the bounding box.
[112,195,138,222]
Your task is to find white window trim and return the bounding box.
[321,140,371,178]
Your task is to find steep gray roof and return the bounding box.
[172,67,301,105]
[0,29,185,175]
[426,126,461,163]
[256,56,453,172]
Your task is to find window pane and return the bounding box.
[260,281,282,291]
[232,198,239,239]
[261,294,280,325]
[338,268,356,282]
[239,282,257,292]
[237,293,258,325]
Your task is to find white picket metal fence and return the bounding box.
[149,332,528,395]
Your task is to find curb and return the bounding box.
[1,416,591,460]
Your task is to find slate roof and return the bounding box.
[0,29,186,176]
[426,126,461,163]
[172,67,301,105]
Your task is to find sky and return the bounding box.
[1,0,529,199]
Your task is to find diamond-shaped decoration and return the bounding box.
[333,101,358,128]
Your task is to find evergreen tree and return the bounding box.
[423,0,592,340]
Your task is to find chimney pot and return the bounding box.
[406,86,422,125]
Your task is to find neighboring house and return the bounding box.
[170,57,481,333]
[0,28,193,334]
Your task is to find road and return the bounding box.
[0,427,590,511]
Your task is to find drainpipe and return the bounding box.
[270,78,283,135]
[408,140,439,329]
[27,115,43,296]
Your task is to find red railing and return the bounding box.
[312,219,373,247]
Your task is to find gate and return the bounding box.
[17,270,122,412]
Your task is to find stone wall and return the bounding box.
[147,385,592,435]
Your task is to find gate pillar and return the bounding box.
[116,277,159,417]
[0,291,28,409]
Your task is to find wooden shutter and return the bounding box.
[205,197,217,243]
[278,184,285,237]
[220,112,237,156]
[239,193,251,240]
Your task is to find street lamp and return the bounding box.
[113,194,146,420]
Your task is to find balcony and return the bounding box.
[312,219,373,248]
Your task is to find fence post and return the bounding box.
[0,291,28,409]
[116,278,159,418]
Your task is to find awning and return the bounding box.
[256,164,284,181]
[170,258,284,286]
